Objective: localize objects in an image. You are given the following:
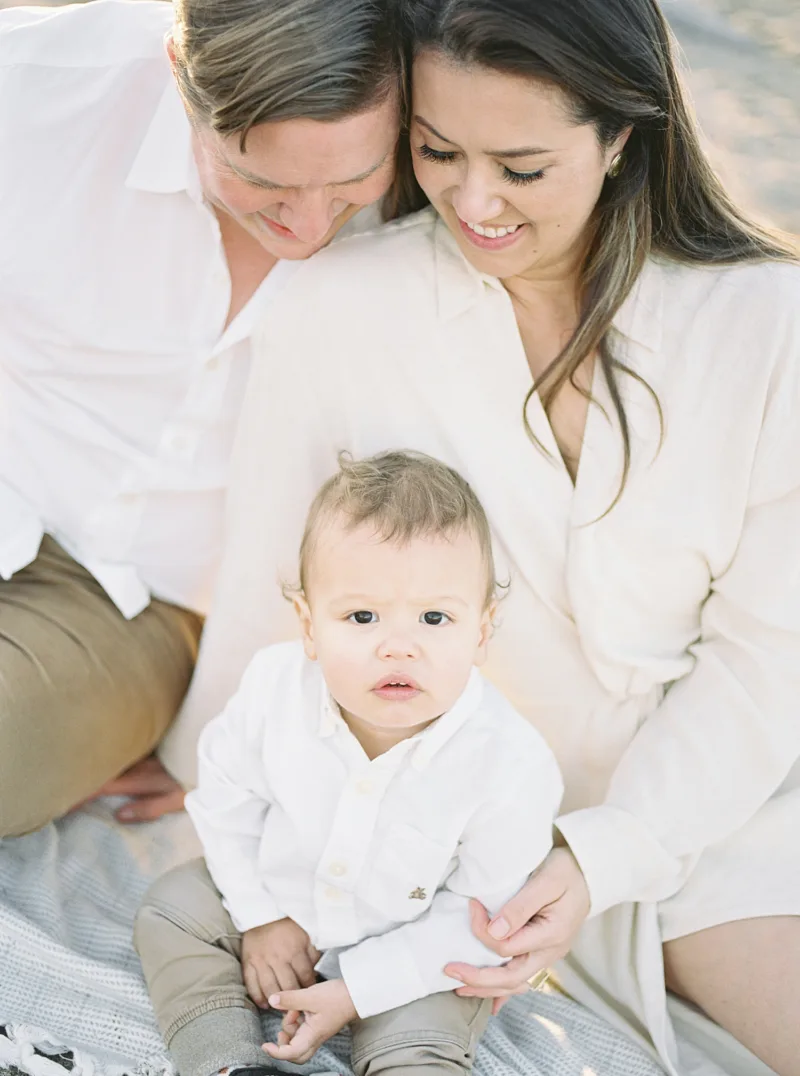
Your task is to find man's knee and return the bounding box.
[0,696,62,837]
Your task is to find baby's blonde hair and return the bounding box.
[289,451,497,607]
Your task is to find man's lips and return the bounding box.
[258,213,297,238]
[372,674,422,701]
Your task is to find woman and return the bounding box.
[163,0,800,1072]
[0,0,404,834]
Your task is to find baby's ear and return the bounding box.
[475,600,497,666]
[293,594,317,661]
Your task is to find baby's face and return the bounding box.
[296,518,494,735]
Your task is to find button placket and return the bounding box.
[315,769,387,926]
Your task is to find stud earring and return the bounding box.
[607,152,624,178]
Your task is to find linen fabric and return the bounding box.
[0,535,202,838]
[185,641,563,1018]
[167,208,800,1073]
[0,0,300,618]
[135,857,492,1076]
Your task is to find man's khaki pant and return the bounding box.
[0,535,203,837]
[135,859,491,1076]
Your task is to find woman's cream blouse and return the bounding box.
[163,209,800,920]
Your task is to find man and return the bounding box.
[0,0,401,835]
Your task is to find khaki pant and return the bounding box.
[134,859,491,1076]
[0,535,203,837]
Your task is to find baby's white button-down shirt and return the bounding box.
[185,641,563,1018]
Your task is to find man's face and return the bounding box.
[191,96,399,259]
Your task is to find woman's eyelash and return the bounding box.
[503,167,545,187]
[417,143,457,163]
[417,144,545,186]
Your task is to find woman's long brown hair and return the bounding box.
[395,0,798,509]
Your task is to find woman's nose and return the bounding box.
[451,172,505,226]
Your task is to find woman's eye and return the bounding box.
[502,166,546,187]
[417,143,458,164]
[349,610,377,625]
[421,611,450,626]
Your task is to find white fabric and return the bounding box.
[167,207,800,1073]
[0,805,672,1076]
[187,640,562,1019]
[0,0,301,617]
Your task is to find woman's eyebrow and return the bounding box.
[413,115,551,159]
[414,115,456,143]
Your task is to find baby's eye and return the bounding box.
[349,610,378,625]
[421,611,451,626]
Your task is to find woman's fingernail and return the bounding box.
[118,807,135,821]
[268,994,281,1007]
[488,916,510,939]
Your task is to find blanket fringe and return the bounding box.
[0,1026,171,1076]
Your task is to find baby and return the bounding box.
[135,450,563,1076]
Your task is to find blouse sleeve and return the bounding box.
[558,303,800,916]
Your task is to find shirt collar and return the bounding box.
[125,76,198,197]
[409,667,485,771]
[433,212,664,352]
[316,663,485,768]
[318,683,345,739]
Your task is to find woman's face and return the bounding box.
[411,52,627,281]
[192,95,399,260]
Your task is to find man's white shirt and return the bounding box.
[186,641,563,1018]
[0,0,376,617]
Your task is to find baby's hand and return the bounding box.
[241,918,320,1008]
[263,979,357,1064]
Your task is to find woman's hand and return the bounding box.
[75,755,187,823]
[444,846,591,1014]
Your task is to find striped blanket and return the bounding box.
[0,802,667,1076]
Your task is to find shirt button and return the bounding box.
[325,886,341,901]
[356,779,374,795]
[165,431,191,454]
[329,862,347,878]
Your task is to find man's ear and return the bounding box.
[293,594,317,661]
[164,32,178,69]
[474,600,497,667]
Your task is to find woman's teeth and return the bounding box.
[466,221,521,238]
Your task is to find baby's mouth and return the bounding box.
[372,675,422,701]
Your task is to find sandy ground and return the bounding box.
[0,0,798,232]
[667,0,799,231]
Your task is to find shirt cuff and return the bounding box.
[223,892,285,934]
[556,804,689,917]
[339,930,430,1019]
[0,481,42,580]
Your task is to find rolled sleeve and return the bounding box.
[339,928,431,1019]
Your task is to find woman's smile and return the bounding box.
[456,214,528,251]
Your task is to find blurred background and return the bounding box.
[0,0,798,233]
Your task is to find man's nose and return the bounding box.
[282,190,339,245]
